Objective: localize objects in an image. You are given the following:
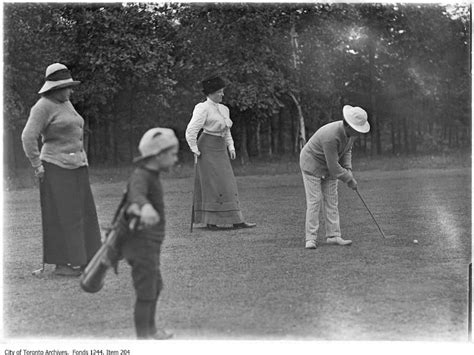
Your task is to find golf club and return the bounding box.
[355,188,395,239]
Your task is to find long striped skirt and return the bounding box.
[193,133,244,225]
[40,161,101,266]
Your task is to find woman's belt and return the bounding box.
[203,129,226,137]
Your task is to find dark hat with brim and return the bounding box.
[38,63,81,94]
[202,76,226,95]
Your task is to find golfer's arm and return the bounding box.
[323,141,352,183]
[340,148,352,170]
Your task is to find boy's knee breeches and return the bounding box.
[122,237,163,301]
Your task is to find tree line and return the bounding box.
[3,2,470,174]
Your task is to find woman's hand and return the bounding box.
[34,165,45,181]
[229,149,236,160]
[140,204,160,227]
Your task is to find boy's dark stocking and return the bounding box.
[149,298,158,335]
[134,299,154,339]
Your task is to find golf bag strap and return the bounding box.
[111,188,129,225]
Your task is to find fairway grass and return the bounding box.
[2,168,471,340]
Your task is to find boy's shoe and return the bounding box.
[305,240,317,249]
[326,236,352,246]
[54,265,81,277]
[149,329,173,340]
[207,224,219,230]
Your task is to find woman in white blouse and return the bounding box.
[186,75,256,230]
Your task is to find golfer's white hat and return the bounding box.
[342,105,370,133]
[134,127,179,163]
[38,63,81,94]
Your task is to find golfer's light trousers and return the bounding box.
[301,172,341,241]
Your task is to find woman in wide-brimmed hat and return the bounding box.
[21,63,101,276]
[185,75,256,230]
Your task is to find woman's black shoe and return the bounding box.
[207,224,219,230]
[233,222,256,229]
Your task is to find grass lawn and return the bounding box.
[2,166,471,341]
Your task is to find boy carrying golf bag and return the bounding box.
[120,127,179,340]
[80,189,139,293]
[83,127,179,339]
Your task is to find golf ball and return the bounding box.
[413,239,418,244]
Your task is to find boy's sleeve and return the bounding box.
[127,170,151,208]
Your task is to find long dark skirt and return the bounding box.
[194,133,244,225]
[40,161,101,266]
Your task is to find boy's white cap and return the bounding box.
[343,105,370,133]
[133,128,179,163]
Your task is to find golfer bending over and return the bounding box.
[300,105,370,249]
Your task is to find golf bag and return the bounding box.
[80,190,138,293]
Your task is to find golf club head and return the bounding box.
[31,268,44,276]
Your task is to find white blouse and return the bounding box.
[185,98,235,154]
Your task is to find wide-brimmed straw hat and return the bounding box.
[342,105,370,133]
[38,63,81,94]
[133,128,179,163]
[202,75,226,95]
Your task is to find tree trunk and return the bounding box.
[397,120,402,153]
[4,128,16,171]
[256,120,261,157]
[102,120,109,163]
[271,112,279,155]
[391,120,396,155]
[108,120,115,164]
[129,92,135,161]
[279,109,287,155]
[293,109,299,154]
[368,36,381,155]
[288,92,306,151]
[240,114,249,164]
[403,116,410,155]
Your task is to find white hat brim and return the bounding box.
[38,79,80,94]
[343,105,370,133]
[132,142,179,163]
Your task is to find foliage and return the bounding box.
[3,2,470,171]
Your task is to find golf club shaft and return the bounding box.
[355,189,387,239]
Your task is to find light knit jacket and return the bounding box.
[21,97,88,169]
[300,120,355,183]
[185,98,235,154]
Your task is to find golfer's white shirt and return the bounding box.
[186,98,235,154]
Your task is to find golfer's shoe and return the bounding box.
[305,240,317,249]
[149,329,173,340]
[326,236,352,246]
